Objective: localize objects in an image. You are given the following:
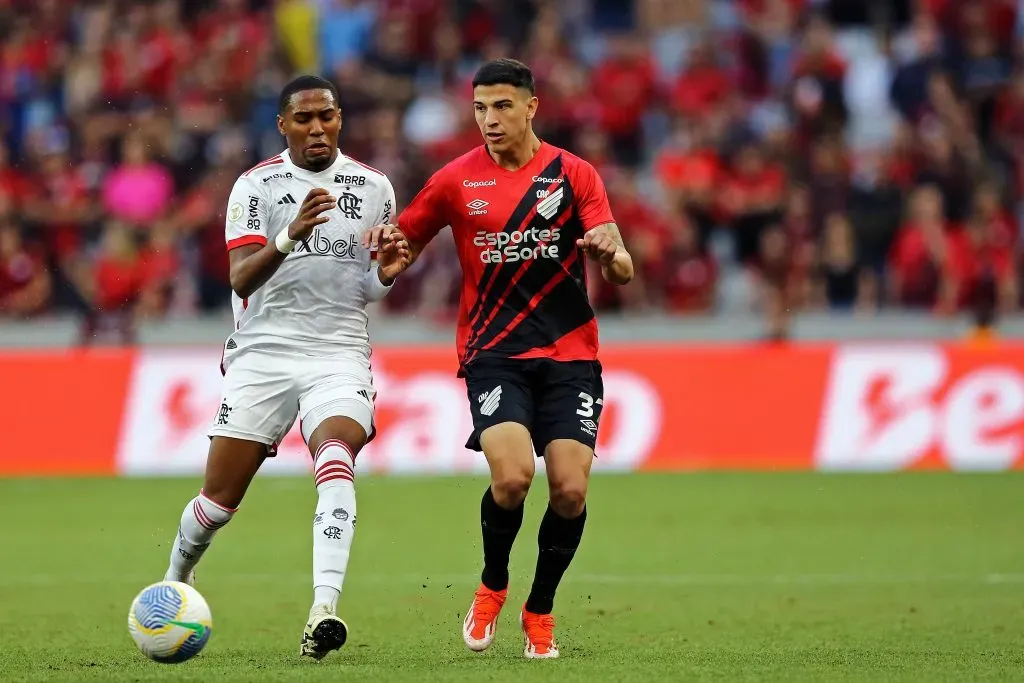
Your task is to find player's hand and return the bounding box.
[376,228,412,281]
[287,188,336,241]
[577,228,618,265]
[362,223,401,252]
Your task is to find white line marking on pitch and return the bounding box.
[2,573,1023,588]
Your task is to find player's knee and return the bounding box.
[200,486,244,511]
[549,478,588,518]
[491,470,533,508]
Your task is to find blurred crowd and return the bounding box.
[1,0,1024,340]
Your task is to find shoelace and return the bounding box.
[473,589,504,622]
[524,614,556,645]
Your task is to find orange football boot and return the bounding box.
[520,606,559,658]
[462,583,507,651]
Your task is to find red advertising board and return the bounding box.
[1,343,1022,476]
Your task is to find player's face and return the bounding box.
[473,84,537,153]
[277,89,341,171]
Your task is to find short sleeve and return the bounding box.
[376,176,397,225]
[570,158,615,231]
[397,168,450,245]
[224,175,268,251]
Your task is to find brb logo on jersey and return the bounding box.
[294,229,359,259]
[474,227,561,263]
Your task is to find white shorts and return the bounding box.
[208,350,375,452]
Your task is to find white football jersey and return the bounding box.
[222,150,396,363]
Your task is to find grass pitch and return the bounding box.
[0,472,1021,682]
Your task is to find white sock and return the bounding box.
[311,439,358,612]
[167,490,236,580]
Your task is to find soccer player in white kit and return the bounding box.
[161,75,411,661]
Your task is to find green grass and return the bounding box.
[0,473,1022,682]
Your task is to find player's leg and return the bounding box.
[297,369,374,660]
[164,354,296,584]
[462,359,535,652]
[165,437,267,583]
[520,360,604,659]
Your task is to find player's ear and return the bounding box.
[526,96,538,121]
[276,114,286,137]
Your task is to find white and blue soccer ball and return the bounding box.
[127,581,212,663]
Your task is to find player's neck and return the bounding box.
[487,133,542,172]
[289,148,339,173]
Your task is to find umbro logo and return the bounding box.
[580,418,597,437]
[277,194,297,205]
[466,199,489,216]
[478,385,502,417]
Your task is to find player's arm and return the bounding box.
[227,187,336,298]
[571,159,634,286]
[363,178,411,300]
[362,168,450,267]
[577,222,634,285]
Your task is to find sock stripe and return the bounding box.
[192,499,229,531]
[314,439,355,464]
[313,462,354,483]
[315,461,354,476]
[316,472,355,487]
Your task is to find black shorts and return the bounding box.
[463,357,604,455]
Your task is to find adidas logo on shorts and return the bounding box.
[277,194,297,205]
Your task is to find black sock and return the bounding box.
[525,505,587,614]
[480,487,524,591]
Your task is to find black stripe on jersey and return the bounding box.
[469,212,593,358]
[463,155,565,345]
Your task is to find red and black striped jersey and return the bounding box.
[398,142,615,371]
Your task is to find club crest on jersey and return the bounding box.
[536,186,564,220]
[337,192,363,220]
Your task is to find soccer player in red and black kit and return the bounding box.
[366,58,634,658]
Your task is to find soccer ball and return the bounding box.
[127,581,213,663]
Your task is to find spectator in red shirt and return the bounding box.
[597,170,674,310]
[665,218,717,314]
[719,139,787,266]
[671,40,732,118]
[944,183,1019,312]
[0,220,51,318]
[590,32,658,167]
[789,14,848,145]
[91,222,144,313]
[137,224,181,317]
[654,117,723,250]
[21,139,98,265]
[889,184,949,309]
[0,141,28,210]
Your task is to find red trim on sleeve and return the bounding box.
[226,235,267,251]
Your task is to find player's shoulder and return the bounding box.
[548,144,598,178]
[238,153,288,184]
[337,154,392,191]
[437,146,489,179]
